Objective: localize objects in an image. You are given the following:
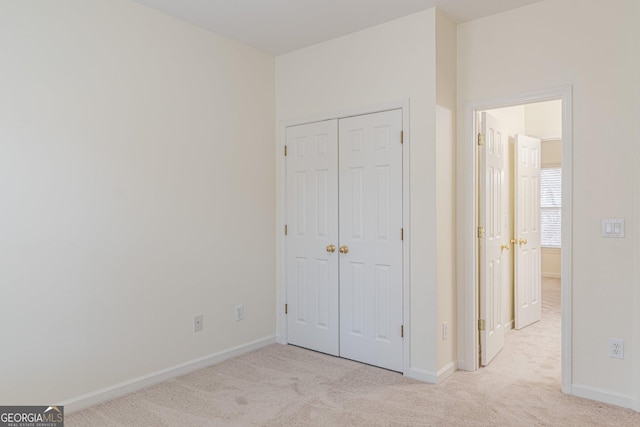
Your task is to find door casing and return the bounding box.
[276,100,411,375]
[457,86,573,394]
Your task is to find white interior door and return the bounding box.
[479,112,508,366]
[338,109,403,372]
[514,134,542,329]
[286,120,339,356]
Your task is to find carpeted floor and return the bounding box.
[67,278,640,426]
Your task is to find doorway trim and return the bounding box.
[275,100,411,375]
[457,86,572,394]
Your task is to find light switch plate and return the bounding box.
[602,219,624,238]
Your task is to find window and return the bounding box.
[540,168,561,247]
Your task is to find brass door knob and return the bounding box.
[501,244,510,251]
[518,238,528,245]
[510,238,517,245]
[326,244,336,253]
[339,245,349,254]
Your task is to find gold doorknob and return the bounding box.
[339,245,349,254]
[501,244,510,251]
[326,244,336,253]
[518,238,528,245]
[510,238,517,245]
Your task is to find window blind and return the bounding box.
[540,168,562,247]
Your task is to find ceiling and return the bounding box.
[131,0,543,55]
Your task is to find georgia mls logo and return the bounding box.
[0,405,64,427]
[44,406,63,419]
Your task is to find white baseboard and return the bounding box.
[60,336,276,414]
[542,272,561,278]
[436,361,457,383]
[405,362,458,384]
[572,383,639,411]
[405,367,437,383]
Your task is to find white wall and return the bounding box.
[458,0,640,407]
[541,139,562,166]
[435,10,458,372]
[525,100,562,139]
[486,105,526,135]
[0,0,275,405]
[277,8,457,379]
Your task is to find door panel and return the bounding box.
[515,135,542,329]
[338,109,403,372]
[480,112,508,366]
[286,120,339,356]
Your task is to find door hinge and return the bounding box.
[284,225,288,235]
[477,133,485,146]
[401,228,404,240]
[284,145,288,156]
[478,226,485,238]
[401,325,404,338]
[400,131,404,144]
[285,304,288,314]
[478,319,485,331]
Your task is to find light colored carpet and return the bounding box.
[67,279,640,426]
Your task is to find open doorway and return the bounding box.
[479,100,562,367]
[458,86,572,394]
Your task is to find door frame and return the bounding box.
[457,86,573,394]
[276,100,411,375]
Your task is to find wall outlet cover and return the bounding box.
[194,315,203,332]
[608,337,624,359]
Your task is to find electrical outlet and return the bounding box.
[608,338,624,359]
[442,321,449,340]
[235,305,244,321]
[194,315,203,332]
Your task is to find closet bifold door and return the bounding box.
[285,120,340,356]
[338,109,404,372]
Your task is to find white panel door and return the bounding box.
[479,112,508,366]
[286,120,339,356]
[514,134,542,330]
[338,109,403,372]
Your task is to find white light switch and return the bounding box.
[602,219,625,238]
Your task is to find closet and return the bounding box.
[285,109,403,372]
